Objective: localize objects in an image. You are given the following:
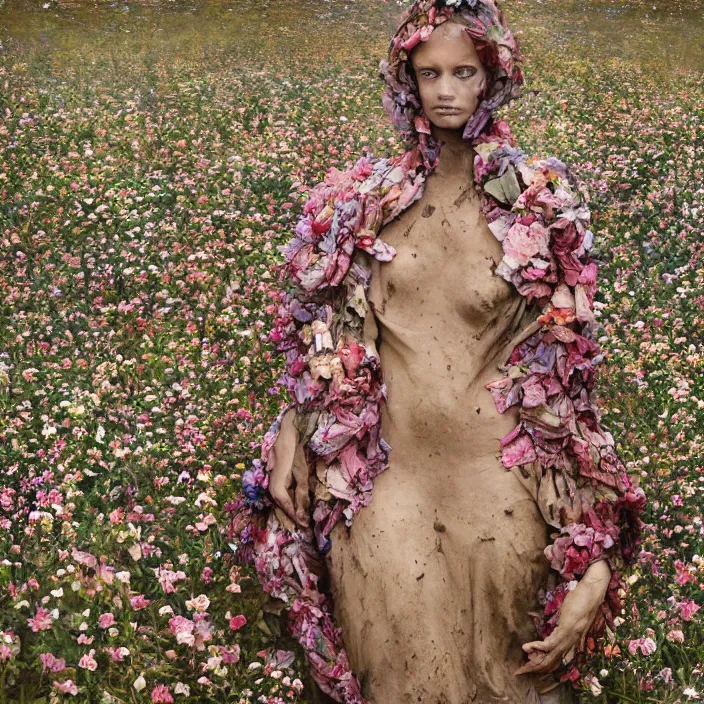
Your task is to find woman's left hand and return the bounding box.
[514,560,611,675]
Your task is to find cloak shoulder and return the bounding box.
[475,132,647,649]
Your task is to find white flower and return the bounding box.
[185,594,210,613]
[133,674,146,692]
[206,655,222,671]
[589,677,603,696]
[683,688,700,700]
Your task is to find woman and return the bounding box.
[230,1,647,703]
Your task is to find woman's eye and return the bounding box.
[418,68,474,79]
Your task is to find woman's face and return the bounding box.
[410,20,487,131]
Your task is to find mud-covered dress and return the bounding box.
[230,121,647,704]
[324,145,573,703]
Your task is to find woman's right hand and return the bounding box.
[267,409,311,528]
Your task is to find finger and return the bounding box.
[533,642,576,675]
[516,649,563,675]
[266,445,276,471]
[269,440,298,524]
[269,478,298,525]
[543,628,579,658]
[273,490,299,526]
[271,412,298,473]
[579,621,592,652]
[290,445,311,527]
[522,640,548,654]
[541,649,566,673]
[291,442,308,482]
[522,637,554,654]
[515,652,550,675]
[294,482,310,526]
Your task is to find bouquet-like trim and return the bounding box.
[227,2,646,701]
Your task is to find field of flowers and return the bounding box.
[0,0,702,702]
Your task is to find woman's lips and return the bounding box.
[435,107,462,114]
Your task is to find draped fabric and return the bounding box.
[227,2,647,702]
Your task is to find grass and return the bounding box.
[0,0,703,701]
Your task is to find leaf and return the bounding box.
[256,617,272,636]
[484,165,521,205]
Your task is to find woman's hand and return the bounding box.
[515,559,611,675]
[267,409,311,529]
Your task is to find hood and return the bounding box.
[379,0,524,168]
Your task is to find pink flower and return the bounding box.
[674,559,695,585]
[666,630,685,643]
[53,679,78,695]
[220,644,241,664]
[106,647,127,662]
[503,221,551,266]
[98,613,116,629]
[229,614,247,631]
[193,613,214,651]
[78,649,98,671]
[677,600,701,621]
[71,548,97,569]
[96,563,115,585]
[129,594,152,610]
[657,667,673,684]
[28,607,53,632]
[168,615,195,646]
[627,637,657,656]
[156,568,187,594]
[151,685,174,703]
[498,425,537,468]
[39,653,66,673]
[0,488,15,510]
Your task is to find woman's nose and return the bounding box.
[436,75,455,101]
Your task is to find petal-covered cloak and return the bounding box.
[228,2,646,702]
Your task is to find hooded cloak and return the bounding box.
[228,1,647,701]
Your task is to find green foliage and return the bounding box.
[0,0,702,702]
